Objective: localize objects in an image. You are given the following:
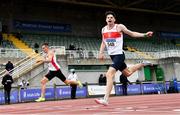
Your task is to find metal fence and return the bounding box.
[1,48,180,59]
[66,50,180,60]
[0,48,31,58]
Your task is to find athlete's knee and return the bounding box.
[122,68,133,77]
[41,80,45,85]
[64,80,69,85]
[122,71,132,77]
[124,72,132,77]
[106,72,112,78]
[106,67,116,79]
[106,71,115,79]
[41,79,47,85]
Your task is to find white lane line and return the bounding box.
[173,109,180,112]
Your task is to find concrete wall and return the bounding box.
[7,55,179,88]
[160,63,175,81]
[159,58,180,81]
[10,61,180,87]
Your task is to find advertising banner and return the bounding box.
[87,85,115,96]
[115,84,141,95]
[0,89,18,104]
[20,88,54,101]
[159,31,180,39]
[56,86,87,99]
[142,83,164,94]
[14,20,71,32]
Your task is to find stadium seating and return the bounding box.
[1,34,15,49]
[22,34,101,51]
[21,34,180,53]
[0,40,14,49]
[125,38,180,52]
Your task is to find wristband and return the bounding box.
[144,34,147,37]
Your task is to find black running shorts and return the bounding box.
[45,69,66,82]
[110,53,127,71]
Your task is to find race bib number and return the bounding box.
[106,39,116,47]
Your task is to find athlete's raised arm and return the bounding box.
[118,24,153,38]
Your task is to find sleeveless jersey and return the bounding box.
[102,24,123,55]
[46,52,60,71]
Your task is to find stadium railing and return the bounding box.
[0,53,43,87]
[66,50,180,60]
[0,48,30,58]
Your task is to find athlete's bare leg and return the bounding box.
[64,80,83,87]
[35,77,49,102]
[40,77,49,98]
[95,63,146,105]
[37,77,81,100]
[104,67,116,102]
[122,63,144,77]
[104,63,145,101]
[64,80,78,85]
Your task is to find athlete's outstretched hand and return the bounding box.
[145,31,153,37]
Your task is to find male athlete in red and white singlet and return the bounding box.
[95,11,153,106]
[35,43,82,102]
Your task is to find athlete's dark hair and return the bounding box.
[105,11,116,18]
[42,43,49,46]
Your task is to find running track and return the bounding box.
[0,94,180,115]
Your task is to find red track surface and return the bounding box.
[0,94,180,115]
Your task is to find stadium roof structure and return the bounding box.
[47,0,180,16]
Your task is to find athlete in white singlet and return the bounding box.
[95,11,153,106]
[102,24,124,55]
[35,43,82,102]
